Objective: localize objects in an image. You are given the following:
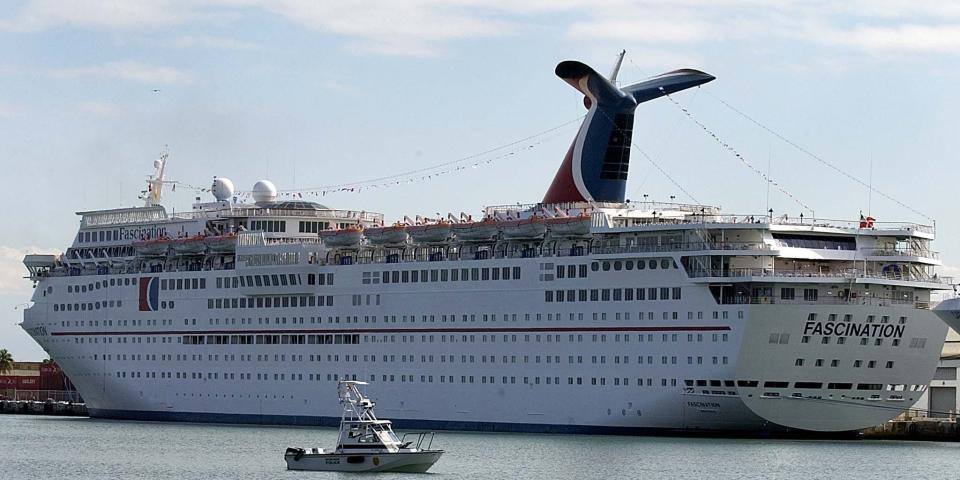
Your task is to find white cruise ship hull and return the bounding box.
[21,259,947,435]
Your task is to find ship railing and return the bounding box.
[861,248,939,259]
[607,212,934,235]
[483,200,721,216]
[720,295,928,308]
[688,268,952,284]
[582,241,771,256]
[228,207,383,222]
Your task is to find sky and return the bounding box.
[1,0,959,360]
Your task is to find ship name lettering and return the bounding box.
[803,321,905,338]
[118,225,167,241]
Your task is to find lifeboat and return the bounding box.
[171,236,207,255]
[544,214,592,237]
[363,225,409,245]
[132,238,171,256]
[452,220,499,241]
[500,216,547,240]
[319,226,363,248]
[204,233,237,252]
[406,222,452,243]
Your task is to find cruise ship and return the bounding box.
[20,57,955,434]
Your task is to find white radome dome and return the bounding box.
[252,180,277,204]
[211,177,235,202]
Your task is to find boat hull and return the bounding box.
[284,450,443,473]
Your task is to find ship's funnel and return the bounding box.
[542,61,715,204]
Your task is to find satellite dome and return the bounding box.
[253,180,277,204]
[211,177,235,202]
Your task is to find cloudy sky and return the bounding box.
[2,0,959,359]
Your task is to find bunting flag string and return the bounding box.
[702,90,934,223]
[172,116,583,201]
[660,88,816,217]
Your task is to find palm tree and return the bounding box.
[0,349,13,375]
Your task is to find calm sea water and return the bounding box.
[2,415,960,479]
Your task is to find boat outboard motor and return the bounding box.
[542,58,715,204]
[286,447,306,461]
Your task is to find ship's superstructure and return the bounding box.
[19,57,953,434]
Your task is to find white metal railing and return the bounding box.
[688,267,952,284]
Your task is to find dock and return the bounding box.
[1,399,87,416]
[862,417,960,441]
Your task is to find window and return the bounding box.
[803,288,818,301]
[780,288,795,300]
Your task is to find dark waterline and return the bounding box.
[2,415,960,479]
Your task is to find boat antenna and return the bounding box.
[609,49,626,85]
[867,155,873,217]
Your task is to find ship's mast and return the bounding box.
[143,148,175,207]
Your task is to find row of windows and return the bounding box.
[66,276,137,294]
[807,313,908,324]
[163,277,207,291]
[250,220,286,232]
[545,287,681,303]
[368,266,522,285]
[112,369,680,389]
[794,358,895,369]
[70,330,732,347]
[218,273,317,289]
[183,334,360,345]
[54,300,123,312]
[299,221,330,233]
[207,295,335,309]
[595,258,676,272]
[77,229,123,244]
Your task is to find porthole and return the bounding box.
[591,262,599,272]
[613,261,623,271]
[649,259,657,269]
[602,261,611,271]
[660,258,670,269]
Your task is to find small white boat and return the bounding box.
[284,381,443,473]
[203,233,237,252]
[364,225,409,245]
[319,226,363,248]
[406,222,452,243]
[452,220,499,241]
[170,236,206,255]
[500,217,547,240]
[132,238,171,256]
[544,214,592,237]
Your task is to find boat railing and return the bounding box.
[861,248,939,259]
[609,212,934,235]
[400,432,436,451]
[720,295,930,309]
[483,200,720,216]
[688,268,952,285]
[585,241,771,256]
[228,207,384,222]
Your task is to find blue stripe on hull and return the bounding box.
[87,408,842,438]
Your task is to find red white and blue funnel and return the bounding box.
[542,60,715,204]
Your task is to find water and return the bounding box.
[2,415,960,479]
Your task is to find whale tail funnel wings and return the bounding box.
[542,57,714,204]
